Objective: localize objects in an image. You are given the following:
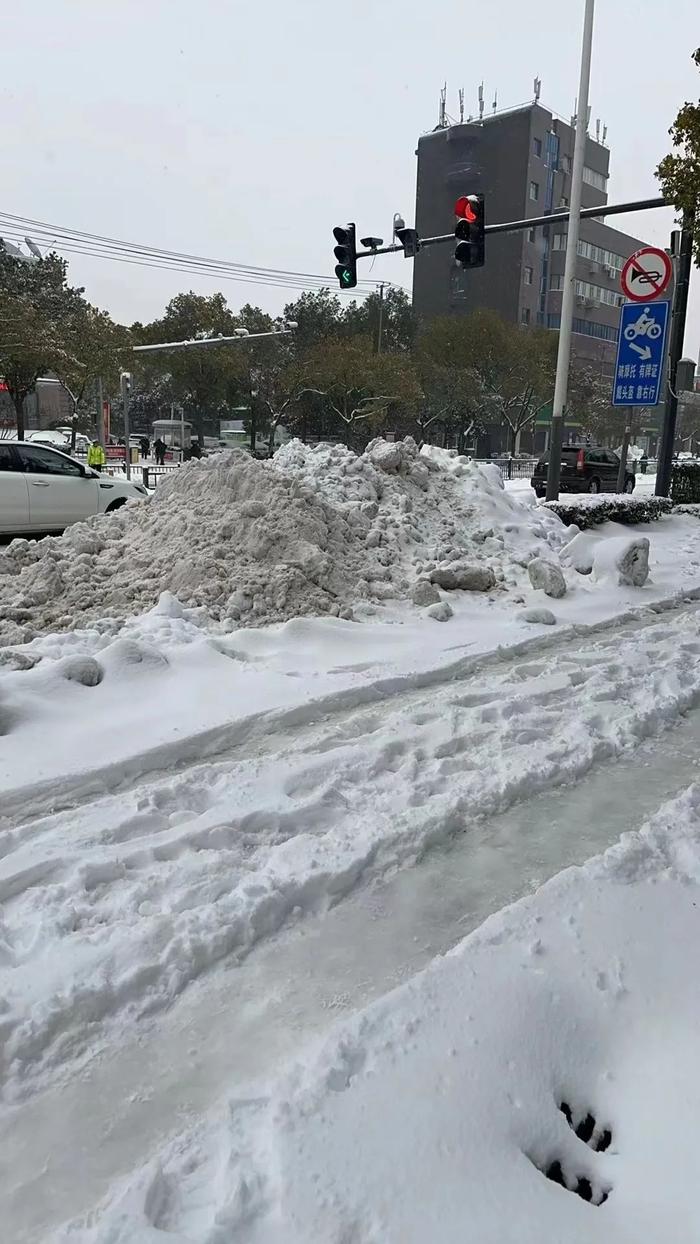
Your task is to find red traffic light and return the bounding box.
[454,195,479,223]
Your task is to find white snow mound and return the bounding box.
[0,441,565,643]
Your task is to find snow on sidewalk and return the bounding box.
[50,782,700,1243]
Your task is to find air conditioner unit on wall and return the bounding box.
[575,294,586,306]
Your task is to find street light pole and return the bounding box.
[376,283,385,355]
[546,0,596,500]
[120,371,132,480]
[132,324,298,355]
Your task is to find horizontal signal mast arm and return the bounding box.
[356,197,669,258]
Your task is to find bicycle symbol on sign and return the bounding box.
[623,310,662,342]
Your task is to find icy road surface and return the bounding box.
[6,604,700,1239]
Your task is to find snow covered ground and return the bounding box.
[4,443,700,1241]
[22,775,700,1243]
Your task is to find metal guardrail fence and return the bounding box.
[142,466,180,487]
[474,457,539,480]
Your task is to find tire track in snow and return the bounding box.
[6,590,700,827]
[4,607,700,1099]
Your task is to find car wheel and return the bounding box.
[624,477,635,494]
[105,498,128,513]
[588,477,601,494]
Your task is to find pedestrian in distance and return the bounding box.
[87,442,106,473]
[641,451,648,475]
[154,437,166,466]
[140,436,150,459]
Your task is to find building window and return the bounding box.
[524,266,533,285]
[574,278,624,307]
[549,277,622,310]
[583,165,608,192]
[546,313,619,343]
[529,180,539,201]
[521,307,531,324]
[528,227,536,243]
[533,137,542,158]
[562,154,572,174]
[551,232,624,272]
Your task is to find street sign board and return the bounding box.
[612,300,670,407]
[620,246,672,302]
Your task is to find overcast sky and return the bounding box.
[2,0,698,359]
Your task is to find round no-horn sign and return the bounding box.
[620,246,672,302]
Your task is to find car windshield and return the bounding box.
[0,7,692,1242]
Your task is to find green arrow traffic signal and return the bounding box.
[333,223,357,290]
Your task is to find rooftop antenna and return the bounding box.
[478,82,484,122]
[459,87,464,124]
[571,96,577,128]
[595,118,600,143]
[533,76,541,101]
[492,89,498,114]
[602,122,608,144]
[586,105,591,131]
[25,236,42,259]
[439,82,447,128]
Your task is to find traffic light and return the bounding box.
[333,223,357,290]
[395,226,420,257]
[454,194,485,269]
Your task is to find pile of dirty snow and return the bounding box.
[0,440,565,644]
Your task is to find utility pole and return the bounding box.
[120,371,131,480]
[656,215,694,497]
[546,0,595,501]
[376,283,385,354]
[95,376,104,448]
[250,386,258,456]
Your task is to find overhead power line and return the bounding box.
[0,211,402,299]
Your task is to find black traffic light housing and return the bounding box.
[333,223,357,289]
[395,226,420,257]
[454,194,485,269]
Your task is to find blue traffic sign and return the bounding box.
[612,300,669,407]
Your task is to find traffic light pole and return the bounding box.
[545,0,595,502]
[354,197,667,259]
[655,214,694,498]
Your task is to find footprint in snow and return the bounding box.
[529,1100,613,1207]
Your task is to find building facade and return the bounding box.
[413,102,649,383]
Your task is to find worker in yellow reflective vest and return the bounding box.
[87,442,106,472]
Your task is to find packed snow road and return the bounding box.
[5,602,700,1099]
[5,604,700,1240]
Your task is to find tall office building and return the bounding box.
[413,100,648,374]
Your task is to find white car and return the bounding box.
[0,441,148,535]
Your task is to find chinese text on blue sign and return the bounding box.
[612,300,670,407]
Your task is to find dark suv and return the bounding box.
[530,445,635,498]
